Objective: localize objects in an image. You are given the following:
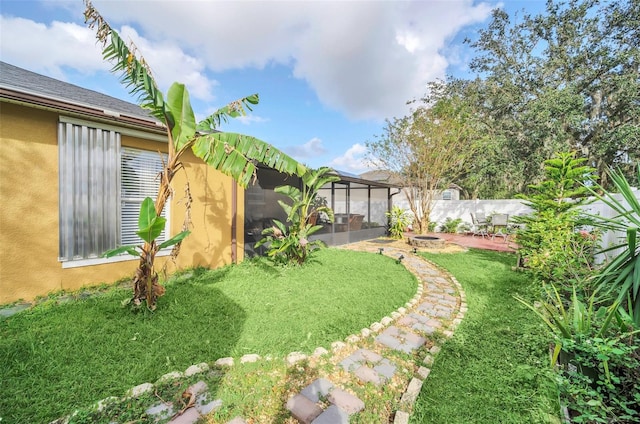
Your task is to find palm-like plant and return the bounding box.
[585,164,640,326]
[84,1,306,309]
[256,167,339,264]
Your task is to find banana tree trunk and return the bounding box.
[132,168,173,310]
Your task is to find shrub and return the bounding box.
[585,164,640,327]
[557,335,640,423]
[439,217,463,233]
[386,206,412,239]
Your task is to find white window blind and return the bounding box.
[121,147,168,246]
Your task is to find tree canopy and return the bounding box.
[462,0,639,196]
[367,81,484,232]
[386,0,639,199]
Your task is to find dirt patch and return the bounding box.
[349,238,467,254]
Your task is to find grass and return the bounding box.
[0,248,417,423]
[411,249,561,423]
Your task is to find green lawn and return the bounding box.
[411,249,562,423]
[0,248,416,423]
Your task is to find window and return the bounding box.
[58,120,167,264]
[121,147,167,246]
[442,190,452,200]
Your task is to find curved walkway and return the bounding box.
[50,240,466,424]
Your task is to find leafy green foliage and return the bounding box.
[454,0,640,197]
[516,152,599,290]
[103,197,190,260]
[556,337,640,424]
[256,167,339,264]
[439,217,463,234]
[585,164,640,326]
[385,206,412,239]
[516,283,640,423]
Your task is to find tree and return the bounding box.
[84,1,306,309]
[515,152,598,289]
[366,81,483,233]
[463,0,640,196]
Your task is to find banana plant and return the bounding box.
[103,197,190,303]
[256,167,339,264]
[84,1,306,309]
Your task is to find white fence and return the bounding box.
[394,190,640,260]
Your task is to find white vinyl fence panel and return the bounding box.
[394,189,640,262]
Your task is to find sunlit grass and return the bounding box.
[411,249,561,423]
[0,248,416,423]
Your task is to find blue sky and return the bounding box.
[0,0,544,173]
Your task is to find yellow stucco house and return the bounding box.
[0,62,245,304]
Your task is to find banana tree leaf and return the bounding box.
[306,224,324,237]
[136,197,166,243]
[192,132,305,187]
[102,245,140,258]
[137,215,166,244]
[85,3,166,121]
[138,197,158,232]
[196,94,259,132]
[158,230,191,250]
[166,83,196,151]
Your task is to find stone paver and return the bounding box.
[376,326,426,353]
[327,389,365,415]
[400,378,423,404]
[354,365,384,385]
[168,407,200,424]
[287,394,323,423]
[312,405,349,424]
[301,378,334,403]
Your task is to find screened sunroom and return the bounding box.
[244,166,398,257]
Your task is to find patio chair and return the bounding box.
[471,212,489,238]
[491,213,509,241]
[349,214,365,231]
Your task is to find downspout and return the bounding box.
[231,182,237,264]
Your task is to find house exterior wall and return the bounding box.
[0,102,242,304]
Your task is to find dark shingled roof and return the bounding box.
[0,61,159,124]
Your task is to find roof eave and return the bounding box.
[0,87,166,135]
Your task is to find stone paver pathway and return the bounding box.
[283,242,467,423]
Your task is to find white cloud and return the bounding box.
[116,25,217,102]
[0,16,106,78]
[329,143,372,174]
[285,137,327,160]
[235,115,270,125]
[0,15,218,103]
[1,0,496,120]
[88,0,496,120]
